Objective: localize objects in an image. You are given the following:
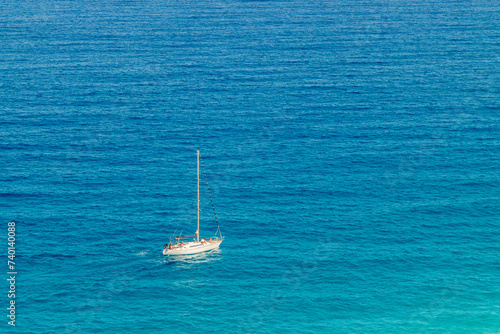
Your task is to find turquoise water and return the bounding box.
[1,0,499,333]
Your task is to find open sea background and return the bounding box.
[1,0,499,332]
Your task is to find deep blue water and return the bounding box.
[1,0,499,333]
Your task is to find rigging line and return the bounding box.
[200,157,221,234]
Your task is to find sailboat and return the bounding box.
[163,150,224,255]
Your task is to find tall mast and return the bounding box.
[197,150,200,242]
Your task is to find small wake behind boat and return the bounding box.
[163,151,224,256]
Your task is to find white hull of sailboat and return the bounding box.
[163,240,223,255]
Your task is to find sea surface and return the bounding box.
[1,0,499,333]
